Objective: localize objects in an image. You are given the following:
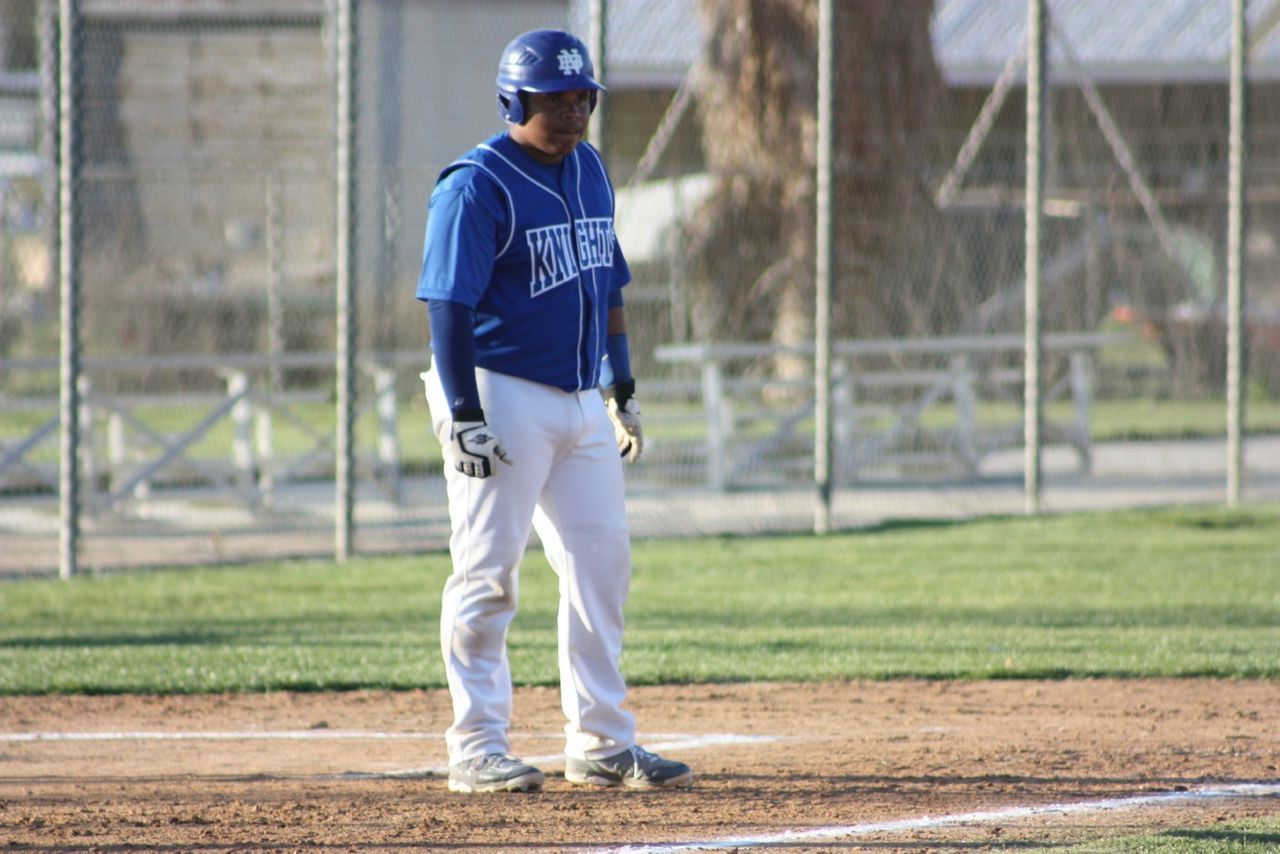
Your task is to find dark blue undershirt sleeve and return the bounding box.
[599,333,632,390]
[427,299,484,420]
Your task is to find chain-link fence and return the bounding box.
[1,0,1276,576]
[616,0,1279,526]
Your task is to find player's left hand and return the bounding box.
[606,393,642,464]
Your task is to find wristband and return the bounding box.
[603,379,635,407]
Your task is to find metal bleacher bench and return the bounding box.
[652,332,1125,490]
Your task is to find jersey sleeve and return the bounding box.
[415,167,508,308]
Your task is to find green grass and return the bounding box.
[851,397,1280,441]
[1,504,1277,694]
[1053,818,1280,852]
[1089,397,1280,441]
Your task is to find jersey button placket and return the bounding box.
[563,163,595,392]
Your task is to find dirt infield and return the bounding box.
[2,679,1278,852]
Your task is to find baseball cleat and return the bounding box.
[564,745,693,789]
[448,753,545,793]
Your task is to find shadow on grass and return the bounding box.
[672,516,995,543]
[0,631,227,648]
[1164,827,1280,845]
[1162,509,1279,531]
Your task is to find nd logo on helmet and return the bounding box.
[557,48,584,76]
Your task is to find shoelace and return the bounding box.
[474,752,518,772]
[627,746,657,779]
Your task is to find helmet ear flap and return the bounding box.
[497,90,526,125]
[499,90,593,124]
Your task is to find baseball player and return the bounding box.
[416,29,693,793]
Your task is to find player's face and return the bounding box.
[511,89,593,164]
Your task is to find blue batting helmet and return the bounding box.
[496,29,604,125]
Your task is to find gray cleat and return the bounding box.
[448,753,545,793]
[564,745,693,789]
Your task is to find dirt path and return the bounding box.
[2,679,1277,851]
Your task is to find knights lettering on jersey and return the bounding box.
[574,217,615,272]
[527,217,617,298]
[527,223,578,296]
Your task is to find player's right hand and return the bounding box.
[450,420,512,478]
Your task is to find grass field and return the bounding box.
[2,503,1277,695]
[3,503,1278,852]
[1059,818,1280,853]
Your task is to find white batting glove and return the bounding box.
[606,394,643,464]
[449,420,512,478]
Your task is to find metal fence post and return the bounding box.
[334,0,358,560]
[813,0,835,534]
[588,0,607,156]
[57,0,82,580]
[1226,0,1247,506]
[39,0,59,300]
[1024,0,1047,515]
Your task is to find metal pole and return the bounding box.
[334,0,358,560]
[1226,0,1247,506]
[57,0,81,579]
[39,0,59,298]
[588,0,606,155]
[1024,0,1046,515]
[813,0,834,534]
[374,0,402,352]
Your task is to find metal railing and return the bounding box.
[1,349,428,514]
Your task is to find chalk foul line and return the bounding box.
[0,729,444,742]
[605,782,1280,853]
[0,728,778,780]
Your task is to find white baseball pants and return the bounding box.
[422,366,636,765]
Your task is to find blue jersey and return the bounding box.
[416,132,631,393]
